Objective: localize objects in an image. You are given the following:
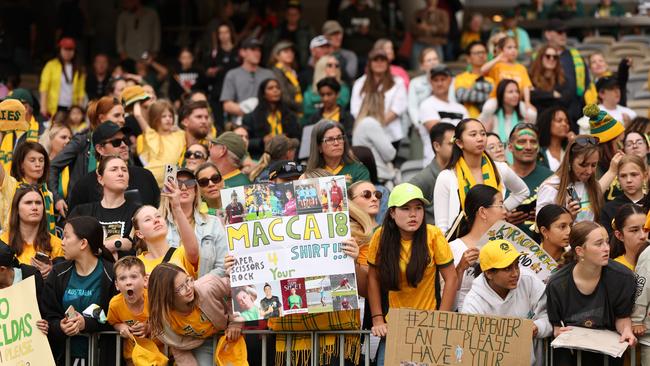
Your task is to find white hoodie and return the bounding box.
[460,269,552,366]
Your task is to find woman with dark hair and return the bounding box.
[536,204,573,262]
[204,21,239,132]
[368,183,458,366]
[609,203,647,271]
[306,120,370,184]
[242,78,301,159]
[0,186,62,278]
[182,143,209,171]
[195,162,224,217]
[69,156,138,259]
[302,55,351,124]
[529,44,571,112]
[0,141,55,234]
[546,221,637,365]
[42,216,117,365]
[38,38,85,118]
[622,131,650,163]
[479,79,536,144]
[537,106,571,171]
[307,77,355,138]
[169,48,206,104]
[49,96,125,217]
[449,184,506,310]
[269,41,302,114]
[433,118,528,233]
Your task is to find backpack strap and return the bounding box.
[162,247,177,263]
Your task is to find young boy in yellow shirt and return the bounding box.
[107,256,162,365]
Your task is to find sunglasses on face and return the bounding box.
[326,63,340,68]
[354,190,382,200]
[102,137,130,148]
[184,151,206,160]
[197,174,222,187]
[544,53,559,60]
[177,178,197,189]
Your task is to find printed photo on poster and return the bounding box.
[321,177,347,212]
[222,187,246,224]
[269,182,297,216]
[257,281,283,319]
[332,294,358,311]
[294,178,323,215]
[330,273,356,294]
[281,278,308,314]
[232,285,262,322]
[244,184,273,221]
[305,276,333,313]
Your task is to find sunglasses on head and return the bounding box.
[102,137,130,148]
[354,190,382,200]
[280,164,305,174]
[573,136,599,148]
[197,174,222,187]
[184,151,206,160]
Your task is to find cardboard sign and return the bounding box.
[0,276,55,365]
[385,309,533,366]
[221,176,358,321]
[477,221,558,282]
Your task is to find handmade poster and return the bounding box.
[477,221,558,282]
[0,276,55,365]
[551,327,627,357]
[385,309,533,366]
[222,176,358,320]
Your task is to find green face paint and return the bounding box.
[516,129,537,137]
[514,144,525,151]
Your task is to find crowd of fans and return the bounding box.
[2,0,650,365]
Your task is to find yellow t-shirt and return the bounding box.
[137,246,198,279]
[107,291,162,360]
[168,306,216,338]
[138,129,187,187]
[367,224,453,311]
[614,255,634,271]
[0,232,63,264]
[454,71,496,118]
[487,62,532,98]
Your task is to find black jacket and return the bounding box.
[48,131,92,205]
[308,105,355,141]
[242,109,302,159]
[42,258,117,365]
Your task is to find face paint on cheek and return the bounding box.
[514,144,525,151]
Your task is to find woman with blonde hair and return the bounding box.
[302,55,351,123]
[249,134,299,182]
[39,123,72,160]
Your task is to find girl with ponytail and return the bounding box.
[536,204,573,262]
[546,221,637,365]
[449,184,506,310]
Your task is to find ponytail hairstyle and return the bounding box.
[87,96,121,130]
[446,118,502,185]
[65,216,115,263]
[376,203,430,290]
[610,203,646,259]
[536,204,572,236]
[148,263,195,335]
[452,184,500,240]
[560,221,603,267]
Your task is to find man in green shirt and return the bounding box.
[209,131,251,188]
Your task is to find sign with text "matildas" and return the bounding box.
[221,176,359,321]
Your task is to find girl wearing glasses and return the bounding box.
[433,118,528,234]
[195,162,225,218]
[302,55,350,123]
[162,167,229,277]
[69,156,138,260]
[148,262,240,365]
[529,44,571,113]
[133,99,186,187]
[242,78,301,159]
[182,143,209,171]
[448,184,506,311]
[546,221,637,366]
[485,132,506,162]
[42,216,117,365]
[622,130,650,165]
[132,179,199,277]
[600,155,647,235]
[537,135,609,223]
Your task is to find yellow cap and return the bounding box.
[479,239,521,272]
[0,99,28,132]
[120,85,150,107]
[387,183,430,207]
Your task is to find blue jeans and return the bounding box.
[376,337,386,366]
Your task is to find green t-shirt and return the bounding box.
[224,171,252,188]
[288,294,302,309]
[337,162,370,184]
[240,306,260,321]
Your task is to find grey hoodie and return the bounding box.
[461,269,552,366]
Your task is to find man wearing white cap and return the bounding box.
[298,35,333,91]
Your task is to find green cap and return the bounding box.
[7,88,34,107]
[211,132,247,160]
[387,183,430,208]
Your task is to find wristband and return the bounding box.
[372,314,384,319]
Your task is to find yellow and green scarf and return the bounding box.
[267,111,283,136]
[275,62,303,106]
[455,153,500,210]
[569,48,586,97]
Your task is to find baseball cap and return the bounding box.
[211,132,247,160]
[92,121,129,145]
[322,20,344,35]
[272,41,294,57]
[241,37,263,49]
[0,99,28,132]
[269,161,305,180]
[7,88,34,107]
[177,167,196,179]
[545,19,567,33]
[595,76,619,92]
[387,183,430,208]
[368,48,389,61]
[59,37,76,49]
[121,85,150,107]
[0,241,19,268]
[310,35,330,49]
[430,65,452,78]
[479,240,521,272]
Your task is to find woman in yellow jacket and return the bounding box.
[38,38,86,118]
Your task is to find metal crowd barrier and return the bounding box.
[65,329,372,366]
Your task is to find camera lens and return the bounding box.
[114,240,122,249]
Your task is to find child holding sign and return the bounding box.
[367,183,458,366]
